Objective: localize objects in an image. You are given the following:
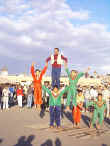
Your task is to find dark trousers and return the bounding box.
[50,106,61,127]
[52,67,61,89]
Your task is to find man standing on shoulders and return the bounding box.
[46,48,68,89]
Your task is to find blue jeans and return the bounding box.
[27,94,33,108]
[52,67,61,89]
[50,106,61,127]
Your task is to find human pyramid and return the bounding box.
[31,48,107,130]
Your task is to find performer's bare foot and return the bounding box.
[50,126,54,129]
[76,123,80,129]
[37,105,41,111]
[73,123,76,128]
[57,126,62,130]
[96,124,100,130]
[89,123,93,128]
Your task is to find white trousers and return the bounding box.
[106,100,109,117]
[17,95,22,107]
[3,96,9,109]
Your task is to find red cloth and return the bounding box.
[46,54,67,68]
[16,89,23,96]
[72,105,81,124]
[31,65,47,105]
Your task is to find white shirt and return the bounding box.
[90,88,98,99]
[84,89,90,99]
[2,88,10,97]
[102,89,110,101]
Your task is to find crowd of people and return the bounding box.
[0,48,110,131]
[0,84,33,109]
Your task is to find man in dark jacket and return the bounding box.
[0,86,2,109]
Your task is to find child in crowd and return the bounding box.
[42,82,50,112]
[2,86,10,109]
[9,85,14,105]
[73,89,84,128]
[31,62,48,110]
[90,86,98,101]
[27,84,34,108]
[42,84,68,129]
[87,93,106,129]
[84,87,91,112]
[102,85,110,118]
[0,86,2,109]
[16,85,24,108]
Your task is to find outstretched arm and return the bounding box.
[75,67,90,82]
[46,56,51,63]
[64,62,70,77]
[40,62,48,80]
[31,62,36,80]
[61,55,68,63]
[75,72,84,81]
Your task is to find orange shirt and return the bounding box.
[31,65,47,88]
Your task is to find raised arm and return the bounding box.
[64,62,70,77]
[75,72,84,82]
[75,67,90,82]
[31,63,36,80]
[46,56,51,63]
[61,55,68,63]
[40,62,48,80]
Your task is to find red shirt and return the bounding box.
[46,54,68,68]
[16,88,24,96]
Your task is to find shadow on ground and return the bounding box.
[14,135,35,146]
[81,114,90,127]
[41,138,62,146]
[104,117,110,125]
[63,111,73,124]
[0,138,3,144]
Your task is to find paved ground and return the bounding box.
[0,106,110,146]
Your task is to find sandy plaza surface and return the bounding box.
[0,106,110,146]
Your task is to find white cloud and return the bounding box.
[0,0,110,74]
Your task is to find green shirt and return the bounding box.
[66,68,84,90]
[86,100,107,112]
[66,68,84,106]
[42,86,69,106]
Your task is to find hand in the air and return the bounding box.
[64,62,68,69]
[32,62,36,66]
[45,62,48,67]
[85,67,90,73]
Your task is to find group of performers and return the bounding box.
[31,48,108,130]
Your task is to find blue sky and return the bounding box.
[67,0,110,25]
[0,0,110,75]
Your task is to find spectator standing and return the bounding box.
[0,86,2,109]
[27,84,34,108]
[2,86,10,109]
[16,85,24,108]
[102,85,110,118]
